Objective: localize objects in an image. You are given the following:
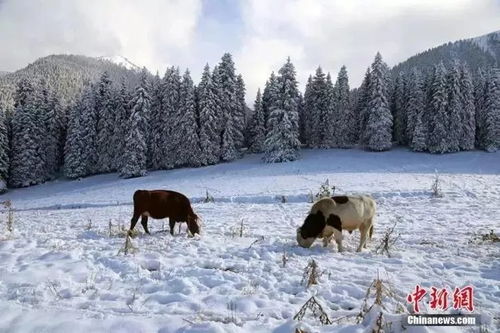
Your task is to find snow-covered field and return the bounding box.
[0,149,499,333]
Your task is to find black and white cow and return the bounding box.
[296,195,376,252]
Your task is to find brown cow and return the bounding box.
[129,190,200,236]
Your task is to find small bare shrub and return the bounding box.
[469,230,500,244]
[293,296,332,325]
[242,280,259,295]
[226,300,238,324]
[357,273,405,332]
[247,236,264,249]
[314,179,336,201]
[118,235,138,255]
[231,219,247,238]
[47,281,62,300]
[2,200,14,233]
[203,190,214,203]
[431,171,443,198]
[85,219,93,231]
[282,251,288,268]
[375,218,400,257]
[302,259,322,288]
[126,288,138,312]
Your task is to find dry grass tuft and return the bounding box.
[293,296,332,325]
[118,234,138,255]
[469,230,500,244]
[314,179,336,201]
[374,218,400,257]
[430,171,443,198]
[301,259,322,288]
[203,190,215,203]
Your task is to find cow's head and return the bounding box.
[296,211,326,248]
[187,213,201,237]
[296,227,316,248]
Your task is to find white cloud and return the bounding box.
[0,0,202,73]
[236,0,500,101]
[0,0,499,105]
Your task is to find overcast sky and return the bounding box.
[0,0,499,102]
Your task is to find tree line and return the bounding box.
[0,52,499,188]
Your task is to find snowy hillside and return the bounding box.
[470,30,500,60]
[0,149,499,332]
[98,55,141,71]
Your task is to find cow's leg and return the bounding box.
[365,218,374,248]
[129,211,140,234]
[333,230,343,252]
[357,223,368,252]
[169,219,176,236]
[141,215,150,234]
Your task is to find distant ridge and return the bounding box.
[0,54,144,106]
[392,29,500,75]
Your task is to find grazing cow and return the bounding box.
[296,195,376,252]
[129,190,200,236]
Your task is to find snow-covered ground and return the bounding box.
[0,148,499,332]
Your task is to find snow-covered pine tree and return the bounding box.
[234,74,246,148]
[175,70,202,167]
[405,69,426,151]
[459,64,476,151]
[149,73,164,170]
[79,85,98,176]
[112,81,130,171]
[248,89,266,153]
[357,68,371,145]
[474,68,487,148]
[42,86,64,178]
[301,76,313,145]
[446,61,463,152]
[363,53,393,151]
[9,79,42,187]
[310,67,328,148]
[482,68,500,152]
[210,65,224,151]
[296,91,304,144]
[120,83,150,178]
[263,58,300,163]
[0,108,9,184]
[95,72,116,173]
[32,81,49,182]
[161,67,182,169]
[334,65,352,147]
[427,62,450,154]
[262,72,277,130]
[405,68,425,145]
[198,64,221,164]
[218,53,239,161]
[392,71,408,144]
[321,73,335,148]
[411,111,428,152]
[64,98,86,179]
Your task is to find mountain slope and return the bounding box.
[0,54,143,106]
[392,30,499,75]
[470,30,500,61]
